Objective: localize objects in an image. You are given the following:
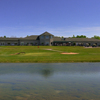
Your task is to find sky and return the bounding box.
[0,0,100,38]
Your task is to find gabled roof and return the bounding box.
[40,31,53,36]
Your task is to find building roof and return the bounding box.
[65,38,100,42]
[25,35,39,40]
[0,38,19,41]
[53,37,62,41]
[0,32,100,42]
[40,31,53,36]
[53,38,100,42]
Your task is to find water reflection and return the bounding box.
[0,63,100,75]
[0,63,100,100]
[41,68,53,77]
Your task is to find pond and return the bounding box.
[0,63,100,100]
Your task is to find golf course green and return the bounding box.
[0,46,100,62]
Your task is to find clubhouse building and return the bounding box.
[0,31,100,46]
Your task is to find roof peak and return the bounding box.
[40,31,53,36]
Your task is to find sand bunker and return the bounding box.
[61,52,79,54]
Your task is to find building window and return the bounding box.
[41,36,44,39]
[46,36,49,39]
[51,36,53,39]
[46,42,49,45]
[21,42,24,45]
[11,43,14,46]
[1,42,5,45]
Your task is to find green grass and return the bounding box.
[0,46,100,62]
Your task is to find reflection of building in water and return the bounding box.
[41,69,53,78]
[0,31,100,46]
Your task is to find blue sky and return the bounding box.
[0,0,100,37]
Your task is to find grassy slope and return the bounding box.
[0,46,100,62]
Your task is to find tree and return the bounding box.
[4,36,6,38]
[61,36,64,38]
[92,35,100,39]
[76,35,86,38]
[72,35,75,38]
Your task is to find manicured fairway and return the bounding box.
[0,46,100,62]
